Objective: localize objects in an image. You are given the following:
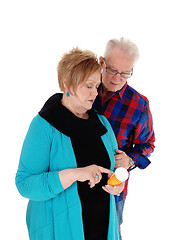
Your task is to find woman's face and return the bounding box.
[71,71,101,113]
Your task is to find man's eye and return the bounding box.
[108,67,117,73]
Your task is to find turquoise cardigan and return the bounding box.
[16,114,119,240]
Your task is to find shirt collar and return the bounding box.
[117,82,128,99]
[98,82,128,99]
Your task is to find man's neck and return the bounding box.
[102,84,114,103]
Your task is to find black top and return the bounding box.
[39,93,110,240]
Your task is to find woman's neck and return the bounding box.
[61,95,89,119]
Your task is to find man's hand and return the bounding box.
[115,149,131,169]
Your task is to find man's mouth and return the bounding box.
[111,82,119,86]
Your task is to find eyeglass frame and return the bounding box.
[103,58,133,78]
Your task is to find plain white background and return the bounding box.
[1,0,177,239]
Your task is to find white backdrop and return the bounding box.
[1,0,177,239]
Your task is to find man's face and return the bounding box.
[100,47,134,92]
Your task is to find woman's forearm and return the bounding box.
[58,169,78,189]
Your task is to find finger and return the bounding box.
[115,149,123,154]
[120,182,125,189]
[106,184,117,193]
[97,171,102,180]
[115,164,121,168]
[114,187,121,196]
[89,177,96,188]
[94,172,102,184]
[114,155,122,160]
[114,183,125,193]
[115,160,123,168]
[102,185,118,195]
[107,171,113,178]
[98,166,113,175]
[115,154,124,161]
[102,186,111,194]
[115,158,121,164]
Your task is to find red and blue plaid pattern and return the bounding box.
[93,82,155,202]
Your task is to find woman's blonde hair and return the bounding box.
[57,47,101,92]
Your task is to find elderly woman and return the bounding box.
[15,48,124,240]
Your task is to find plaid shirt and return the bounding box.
[93,82,155,202]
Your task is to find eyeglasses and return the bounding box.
[103,58,133,78]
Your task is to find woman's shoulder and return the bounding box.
[31,114,52,128]
[27,114,55,140]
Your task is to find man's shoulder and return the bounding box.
[126,84,149,105]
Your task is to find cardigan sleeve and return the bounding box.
[15,115,64,201]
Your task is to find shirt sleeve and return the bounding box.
[15,115,64,201]
[128,100,155,169]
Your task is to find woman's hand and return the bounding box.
[59,164,113,189]
[76,164,113,188]
[102,182,125,196]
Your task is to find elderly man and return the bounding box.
[93,37,155,239]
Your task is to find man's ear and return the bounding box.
[99,56,104,66]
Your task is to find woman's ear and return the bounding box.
[63,79,75,96]
[62,78,68,90]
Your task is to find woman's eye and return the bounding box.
[87,85,92,89]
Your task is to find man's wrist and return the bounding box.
[129,157,135,169]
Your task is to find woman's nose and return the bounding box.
[91,88,98,97]
[94,88,98,96]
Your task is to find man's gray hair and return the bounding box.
[104,37,140,64]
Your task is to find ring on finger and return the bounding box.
[95,174,99,179]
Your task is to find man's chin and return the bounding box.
[109,82,126,92]
[108,85,120,92]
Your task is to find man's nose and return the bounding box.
[113,73,122,80]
